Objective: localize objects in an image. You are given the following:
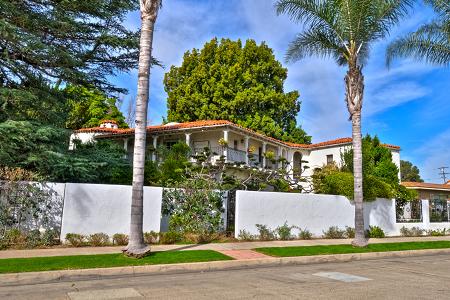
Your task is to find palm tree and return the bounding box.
[124,0,162,258]
[387,0,449,66]
[276,0,412,247]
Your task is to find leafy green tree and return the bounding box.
[164,38,311,144]
[341,135,400,185]
[400,160,424,182]
[0,120,130,183]
[387,0,449,66]
[0,0,143,107]
[276,0,412,247]
[313,135,416,201]
[64,86,128,129]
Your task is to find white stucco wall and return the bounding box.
[235,191,449,237]
[302,145,351,177]
[235,191,356,237]
[60,183,162,239]
[69,132,98,150]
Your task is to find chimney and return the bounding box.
[99,120,119,129]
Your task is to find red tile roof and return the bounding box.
[402,182,450,191]
[74,120,400,150]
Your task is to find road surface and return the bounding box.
[1,254,449,299]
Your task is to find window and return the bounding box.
[233,140,238,149]
[326,154,334,165]
[165,141,178,149]
[429,194,450,222]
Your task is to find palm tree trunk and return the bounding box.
[345,64,368,247]
[124,0,160,258]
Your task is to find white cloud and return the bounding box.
[415,129,450,183]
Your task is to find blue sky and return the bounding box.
[112,0,449,183]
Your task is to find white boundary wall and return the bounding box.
[61,183,163,239]
[235,191,449,237]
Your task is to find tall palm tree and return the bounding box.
[276,0,412,247]
[387,0,449,66]
[124,0,162,258]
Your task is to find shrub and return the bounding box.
[323,226,346,239]
[255,224,276,241]
[345,226,355,238]
[366,226,385,238]
[276,222,293,240]
[400,226,424,237]
[163,179,224,235]
[144,231,159,244]
[26,230,43,248]
[65,233,86,247]
[298,228,313,240]
[88,233,110,246]
[159,231,182,244]
[112,233,128,246]
[183,232,220,244]
[41,229,60,246]
[4,228,27,248]
[237,230,257,241]
[427,229,447,236]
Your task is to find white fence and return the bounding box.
[60,183,162,239]
[235,191,449,237]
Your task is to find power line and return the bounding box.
[438,167,450,183]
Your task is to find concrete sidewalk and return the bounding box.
[1,236,449,259]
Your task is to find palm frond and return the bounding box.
[285,26,347,64]
[386,22,450,66]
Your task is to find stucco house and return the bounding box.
[70,119,401,181]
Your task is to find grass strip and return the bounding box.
[0,250,232,274]
[255,241,450,257]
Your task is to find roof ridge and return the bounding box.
[73,120,400,150]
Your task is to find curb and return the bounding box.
[1,248,450,286]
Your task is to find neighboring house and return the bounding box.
[70,119,401,180]
[401,181,450,222]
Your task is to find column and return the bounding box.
[244,136,250,166]
[223,130,229,162]
[152,136,158,162]
[185,133,191,148]
[288,151,294,180]
[262,142,267,168]
[277,146,283,169]
[123,138,129,159]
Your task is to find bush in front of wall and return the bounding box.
[400,226,424,237]
[237,230,257,241]
[427,229,447,236]
[345,226,355,238]
[144,231,159,244]
[366,226,385,238]
[4,228,27,249]
[112,233,128,246]
[255,224,276,241]
[159,231,183,244]
[298,228,313,240]
[88,233,110,246]
[65,233,86,247]
[323,226,346,239]
[276,222,293,240]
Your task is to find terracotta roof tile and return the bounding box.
[74,120,400,151]
[401,182,450,191]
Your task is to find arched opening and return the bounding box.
[293,152,303,176]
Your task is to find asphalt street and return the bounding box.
[1,254,449,299]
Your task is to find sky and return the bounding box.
[111,0,450,183]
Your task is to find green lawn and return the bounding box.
[255,241,450,257]
[0,250,232,274]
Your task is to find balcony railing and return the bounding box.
[227,148,247,163]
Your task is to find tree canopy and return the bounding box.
[400,160,424,182]
[164,38,311,144]
[313,135,416,201]
[64,86,128,129]
[0,1,143,183]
